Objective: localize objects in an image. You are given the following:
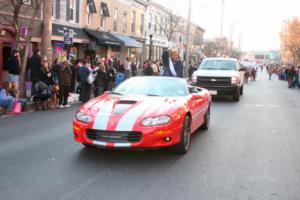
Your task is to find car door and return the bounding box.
[188,86,206,132]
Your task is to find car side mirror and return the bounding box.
[189,86,199,94]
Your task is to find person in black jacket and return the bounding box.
[78,59,92,103]
[58,61,73,108]
[107,61,116,91]
[27,49,42,95]
[94,63,109,97]
[8,49,21,85]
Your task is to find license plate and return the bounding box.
[209,90,217,95]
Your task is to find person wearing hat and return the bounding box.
[8,49,21,85]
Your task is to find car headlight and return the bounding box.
[192,75,197,83]
[75,112,91,123]
[231,76,240,84]
[141,116,171,126]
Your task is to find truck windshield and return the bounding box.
[199,60,237,70]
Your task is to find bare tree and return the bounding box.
[165,11,180,43]
[0,0,42,97]
[203,37,234,58]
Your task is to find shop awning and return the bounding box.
[52,24,89,40]
[87,0,97,13]
[84,29,124,46]
[111,33,143,48]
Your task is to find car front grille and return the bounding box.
[86,129,142,143]
[197,76,231,86]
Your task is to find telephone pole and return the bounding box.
[220,0,225,38]
[185,0,192,77]
[42,0,52,65]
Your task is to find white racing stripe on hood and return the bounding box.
[115,100,157,131]
[92,101,115,130]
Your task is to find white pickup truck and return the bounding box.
[191,58,245,102]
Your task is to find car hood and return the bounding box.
[82,93,185,118]
[193,69,238,77]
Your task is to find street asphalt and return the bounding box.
[0,70,300,200]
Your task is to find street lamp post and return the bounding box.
[149,34,153,61]
[185,0,192,78]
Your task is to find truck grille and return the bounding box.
[197,76,231,86]
[86,129,142,143]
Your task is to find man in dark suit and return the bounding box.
[163,50,184,78]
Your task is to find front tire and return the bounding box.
[233,88,240,102]
[82,143,94,148]
[170,116,191,154]
[200,105,210,130]
[240,85,244,95]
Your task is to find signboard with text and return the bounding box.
[64,28,73,45]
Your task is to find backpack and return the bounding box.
[115,73,125,86]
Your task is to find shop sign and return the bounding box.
[64,28,74,45]
[20,26,29,38]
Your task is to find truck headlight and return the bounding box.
[75,112,91,123]
[192,75,197,83]
[231,76,240,84]
[141,116,171,126]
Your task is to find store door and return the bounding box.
[1,43,12,86]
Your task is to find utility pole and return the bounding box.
[220,0,225,38]
[237,33,242,60]
[42,0,52,65]
[229,22,234,57]
[185,0,192,78]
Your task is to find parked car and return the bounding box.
[191,58,245,102]
[73,76,211,154]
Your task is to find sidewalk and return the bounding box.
[0,93,80,117]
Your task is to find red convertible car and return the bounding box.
[73,77,211,154]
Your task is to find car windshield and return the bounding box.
[199,60,237,70]
[113,77,189,97]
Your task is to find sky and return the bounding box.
[154,0,300,51]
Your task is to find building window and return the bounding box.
[100,12,104,28]
[159,16,163,35]
[122,12,127,33]
[69,0,76,22]
[131,11,136,33]
[86,11,92,25]
[154,15,157,33]
[88,0,97,13]
[165,16,168,35]
[23,0,32,5]
[140,14,144,35]
[101,2,110,17]
[113,9,118,32]
[52,1,55,18]
[148,13,152,31]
